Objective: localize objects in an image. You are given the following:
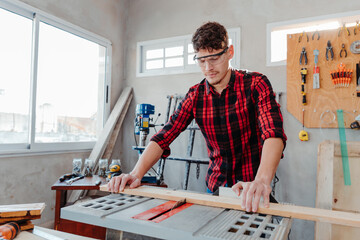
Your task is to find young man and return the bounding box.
[108,22,286,212]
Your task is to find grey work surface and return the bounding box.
[61,193,291,240]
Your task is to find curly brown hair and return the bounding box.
[192,22,228,52]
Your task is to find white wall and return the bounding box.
[0,0,128,227]
[122,1,360,239]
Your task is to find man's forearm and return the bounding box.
[130,141,164,179]
[255,138,284,185]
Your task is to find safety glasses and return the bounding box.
[193,47,229,67]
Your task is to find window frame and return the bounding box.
[266,10,360,67]
[0,0,112,155]
[136,28,241,77]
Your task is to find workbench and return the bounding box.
[61,192,292,240]
[51,175,108,239]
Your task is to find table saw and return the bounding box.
[61,192,292,240]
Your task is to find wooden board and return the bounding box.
[287,26,360,128]
[0,203,45,218]
[0,214,40,224]
[100,185,360,228]
[316,140,360,240]
[20,220,34,231]
[68,87,133,203]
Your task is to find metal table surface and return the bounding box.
[61,193,292,240]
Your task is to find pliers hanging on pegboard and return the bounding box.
[326,40,334,61]
[298,31,309,43]
[312,30,320,40]
[299,47,308,65]
[354,21,360,35]
[340,43,347,58]
[338,23,350,37]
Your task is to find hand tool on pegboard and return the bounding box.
[339,43,347,58]
[299,47,308,65]
[300,68,307,105]
[338,23,350,37]
[356,62,360,97]
[298,31,309,42]
[313,49,320,89]
[299,109,309,141]
[312,30,320,40]
[326,40,334,61]
[354,21,360,35]
[330,63,353,88]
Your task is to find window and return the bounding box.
[267,10,360,66]
[0,0,112,153]
[137,28,240,77]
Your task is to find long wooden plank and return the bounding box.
[100,185,360,228]
[101,89,132,161]
[0,203,45,218]
[0,214,41,224]
[68,87,133,203]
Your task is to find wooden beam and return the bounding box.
[68,87,133,203]
[100,185,360,228]
[0,203,45,218]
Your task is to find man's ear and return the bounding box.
[228,45,234,59]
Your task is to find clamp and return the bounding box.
[326,40,334,61]
[299,47,308,65]
[298,31,309,43]
[312,30,320,40]
[340,43,347,58]
[338,23,350,37]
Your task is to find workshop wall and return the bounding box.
[122,1,360,240]
[0,0,128,228]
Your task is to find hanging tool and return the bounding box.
[357,63,360,97]
[313,49,320,89]
[350,40,360,54]
[298,31,309,43]
[354,21,360,35]
[300,68,307,105]
[336,109,351,186]
[338,23,350,37]
[0,222,20,240]
[326,40,334,61]
[299,47,308,65]
[340,44,347,58]
[299,109,309,141]
[331,63,353,88]
[312,30,320,40]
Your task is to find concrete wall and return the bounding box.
[122,1,360,239]
[0,0,128,227]
[2,1,360,239]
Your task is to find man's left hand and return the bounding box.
[231,179,272,212]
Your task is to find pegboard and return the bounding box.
[287,26,360,128]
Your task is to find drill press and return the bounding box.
[134,104,155,147]
[133,103,160,183]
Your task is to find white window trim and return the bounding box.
[136,28,241,77]
[266,10,360,67]
[0,0,112,155]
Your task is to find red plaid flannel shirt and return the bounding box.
[151,69,287,192]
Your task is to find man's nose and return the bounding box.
[205,60,213,70]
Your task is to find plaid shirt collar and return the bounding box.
[205,69,236,95]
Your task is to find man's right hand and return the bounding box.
[107,173,141,193]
